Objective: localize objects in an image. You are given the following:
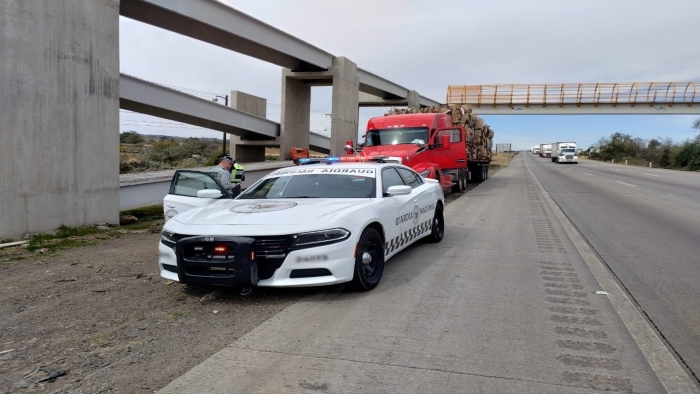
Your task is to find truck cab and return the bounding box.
[350,113,468,193]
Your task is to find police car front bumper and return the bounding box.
[158,236,356,288]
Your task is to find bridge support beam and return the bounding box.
[0,0,120,239]
[358,90,421,109]
[280,57,359,159]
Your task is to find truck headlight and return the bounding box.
[419,170,430,178]
[291,228,351,250]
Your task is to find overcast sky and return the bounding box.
[119,0,700,151]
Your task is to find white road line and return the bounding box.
[524,159,700,394]
[615,181,638,188]
[584,173,593,176]
[643,173,661,177]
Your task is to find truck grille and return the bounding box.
[566,155,574,159]
[172,234,293,280]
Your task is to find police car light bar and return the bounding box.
[298,156,391,165]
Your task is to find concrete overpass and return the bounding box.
[120,74,331,154]
[119,0,439,106]
[3,0,442,238]
[119,0,440,158]
[447,82,699,114]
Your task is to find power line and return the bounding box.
[120,124,205,129]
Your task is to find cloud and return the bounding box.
[119,0,700,148]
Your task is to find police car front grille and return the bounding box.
[172,234,292,280]
[251,236,294,280]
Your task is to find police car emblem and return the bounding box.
[230,201,298,213]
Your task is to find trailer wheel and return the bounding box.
[350,228,385,291]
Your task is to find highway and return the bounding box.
[157,155,700,393]
[525,153,700,384]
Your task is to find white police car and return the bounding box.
[159,157,445,291]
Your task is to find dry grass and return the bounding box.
[490,152,516,168]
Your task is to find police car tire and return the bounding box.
[427,204,445,243]
[350,228,385,291]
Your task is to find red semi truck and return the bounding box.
[344,110,491,193]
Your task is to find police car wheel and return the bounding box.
[350,228,384,291]
[427,204,445,243]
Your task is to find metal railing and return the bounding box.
[446,82,698,108]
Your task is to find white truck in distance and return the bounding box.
[552,142,578,163]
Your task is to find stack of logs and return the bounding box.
[385,104,494,161]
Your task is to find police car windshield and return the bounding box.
[365,127,428,147]
[238,173,376,199]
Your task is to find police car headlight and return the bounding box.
[419,170,430,178]
[291,228,350,250]
[161,229,176,244]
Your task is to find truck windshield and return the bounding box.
[562,148,576,153]
[365,127,429,147]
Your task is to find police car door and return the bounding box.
[163,170,233,222]
[380,167,414,257]
[395,167,435,242]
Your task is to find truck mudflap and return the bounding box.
[468,161,490,183]
[176,236,258,287]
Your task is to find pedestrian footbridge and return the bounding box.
[447,82,699,114]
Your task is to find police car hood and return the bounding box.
[172,199,370,226]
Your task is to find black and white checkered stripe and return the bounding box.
[384,218,433,255]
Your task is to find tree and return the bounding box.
[120,131,144,144]
[692,118,700,132]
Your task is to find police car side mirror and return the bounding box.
[197,189,223,199]
[386,185,412,196]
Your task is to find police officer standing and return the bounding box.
[208,154,241,197]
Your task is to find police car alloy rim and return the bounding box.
[360,239,381,281]
[432,208,444,239]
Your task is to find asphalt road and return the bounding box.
[525,154,700,384]
[157,155,681,393]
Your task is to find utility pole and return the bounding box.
[212,94,229,154]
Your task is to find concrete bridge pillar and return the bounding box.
[279,56,359,159]
[279,69,311,160]
[229,91,269,162]
[329,57,360,156]
[0,0,120,239]
[406,90,421,109]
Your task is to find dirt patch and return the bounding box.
[0,158,513,393]
[0,234,320,393]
